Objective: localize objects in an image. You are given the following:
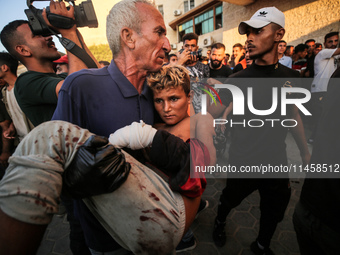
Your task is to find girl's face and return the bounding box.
[153,86,190,126]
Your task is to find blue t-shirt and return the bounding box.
[52,60,154,251]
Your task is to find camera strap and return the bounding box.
[28,4,97,69]
[58,36,98,69]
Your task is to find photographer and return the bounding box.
[177,33,209,78]
[0,0,99,127]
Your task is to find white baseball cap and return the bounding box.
[238,7,285,35]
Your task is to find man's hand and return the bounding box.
[3,122,16,139]
[42,0,76,35]
[177,49,196,66]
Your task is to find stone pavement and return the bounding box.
[37,130,312,255]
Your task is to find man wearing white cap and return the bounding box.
[211,7,310,255]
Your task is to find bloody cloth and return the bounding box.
[149,130,207,198]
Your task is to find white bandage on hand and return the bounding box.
[109,121,157,150]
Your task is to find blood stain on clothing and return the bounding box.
[140,216,150,221]
[170,209,179,218]
[72,137,79,142]
[153,208,170,221]
[137,241,165,254]
[149,192,160,201]
[140,216,159,224]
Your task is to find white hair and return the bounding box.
[106,0,155,57]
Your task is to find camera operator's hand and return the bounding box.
[177,48,193,66]
[42,1,99,71]
[42,0,76,35]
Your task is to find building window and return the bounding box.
[215,5,223,29]
[195,9,214,35]
[184,0,195,13]
[179,20,193,41]
[158,5,164,16]
[178,4,223,40]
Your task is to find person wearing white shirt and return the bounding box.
[309,32,340,144]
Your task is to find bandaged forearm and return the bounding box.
[109,121,157,150]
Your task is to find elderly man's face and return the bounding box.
[134,3,171,72]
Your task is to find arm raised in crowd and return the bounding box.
[42,1,99,94]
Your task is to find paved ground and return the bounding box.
[37,130,313,255]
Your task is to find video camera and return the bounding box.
[179,48,203,59]
[25,0,98,36]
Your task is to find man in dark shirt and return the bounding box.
[177,33,209,115]
[293,67,340,255]
[211,7,310,254]
[304,39,316,78]
[209,43,232,78]
[292,44,308,76]
[0,2,98,127]
[0,2,98,254]
[177,33,209,78]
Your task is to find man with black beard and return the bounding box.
[209,43,233,78]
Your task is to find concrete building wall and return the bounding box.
[175,27,223,55]
[222,0,340,55]
[80,0,206,48]
[79,0,340,57]
[78,0,120,46]
[155,0,207,48]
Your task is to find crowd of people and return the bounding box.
[0,0,339,255]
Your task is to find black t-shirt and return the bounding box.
[209,65,233,78]
[232,63,244,73]
[300,67,340,232]
[305,54,315,78]
[219,62,300,165]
